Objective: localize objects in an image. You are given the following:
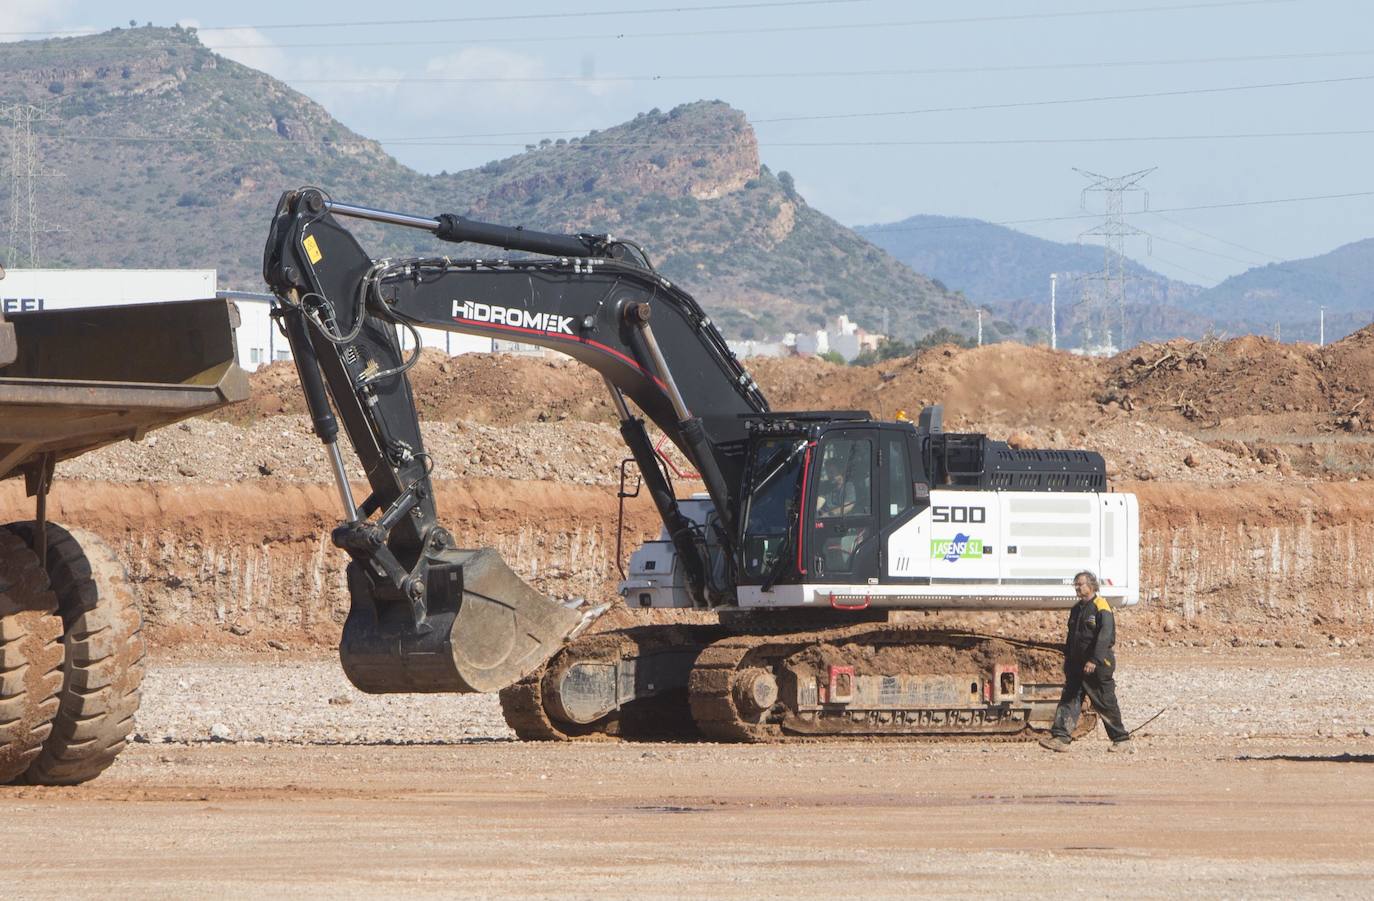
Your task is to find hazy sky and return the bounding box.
[4,0,1371,286]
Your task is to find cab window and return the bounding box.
[885,434,913,524]
[812,437,873,576]
[815,438,871,518]
[740,438,807,581]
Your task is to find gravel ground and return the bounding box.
[58,416,629,486]
[10,646,1374,900]
[132,647,1374,745]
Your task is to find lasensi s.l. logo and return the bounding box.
[931,533,984,563]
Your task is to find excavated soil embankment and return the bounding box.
[3,478,1371,653]
[16,330,1374,654]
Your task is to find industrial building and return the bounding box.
[0,269,534,371]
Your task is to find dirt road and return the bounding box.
[4,648,1373,899]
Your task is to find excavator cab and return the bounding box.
[737,415,932,588]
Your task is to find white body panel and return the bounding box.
[621,491,1139,611]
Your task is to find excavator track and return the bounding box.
[499,626,723,741]
[500,633,631,741]
[689,625,1094,743]
[502,622,1095,744]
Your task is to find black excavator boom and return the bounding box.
[262,189,767,693]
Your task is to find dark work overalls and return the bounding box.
[1050,595,1130,743]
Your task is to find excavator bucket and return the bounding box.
[339,547,589,694]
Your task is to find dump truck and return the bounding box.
[263,188,1139,742]
[0,296,246,784]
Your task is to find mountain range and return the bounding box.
[857,215,1373,346]
[0,26,970,343]
[2,25,1368,349]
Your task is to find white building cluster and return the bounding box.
[2,269,884,370]
[728,314,885,362]
[0,269,552,372]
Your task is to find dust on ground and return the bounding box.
[3,646,1373,899]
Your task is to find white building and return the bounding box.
[1,268,216,314]
[790,315,885,362]
[0,269,547,372]
[0,268,284,364]
[220,291,502,370]
[726,338,788,358]
[793,329,829,357]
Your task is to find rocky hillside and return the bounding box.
[0,26,970,341]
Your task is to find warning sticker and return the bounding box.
[303,233,323,264]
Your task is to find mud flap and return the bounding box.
[340,548,586,694]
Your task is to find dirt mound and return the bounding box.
[1103,336,1324,429]
[59,415,630,487]
[229,333,1373,439]
[209,333,1374,483]
[1315,323,1374,429]
[748,343,1103,431]
[746,355,882,413]
[870,342,1103,431]
[223,350,614,426]
[239,341,1103,434]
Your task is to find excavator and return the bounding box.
[263,187,1139,741]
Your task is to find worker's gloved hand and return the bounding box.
[1082,660,1097,675]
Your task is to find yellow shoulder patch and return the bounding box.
[1094,596,1111,612]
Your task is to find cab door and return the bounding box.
[804,430,878,583]
[879,430,931,582]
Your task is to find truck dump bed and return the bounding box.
[0,298,249,483]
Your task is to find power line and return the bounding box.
[188,0,1298,49]
[280,49,1374,86]
[1145,210,1282,261]
[0,1,874,36]
[32,127,1374,149]
[206,0,877,31]
[1142,253,1217,283]
[11,39,1368,77]
[1145,230,1262,268]
[382,129,1374,147]
[1140,228,1346,293]
[863,190,1374,233]
[753,73,1374,124]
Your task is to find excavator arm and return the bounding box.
[262,188,767,694]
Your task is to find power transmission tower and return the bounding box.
[1,100,62,267]
[1074,167,1154,352]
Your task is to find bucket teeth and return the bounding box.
[567,603,612,643]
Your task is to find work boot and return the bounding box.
[1038,735,1072,753]
[1108,739,1135,754]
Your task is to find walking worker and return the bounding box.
[1039,570,1134,753]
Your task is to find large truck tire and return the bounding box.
[0,530,64,783]
[5,523,145,785]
